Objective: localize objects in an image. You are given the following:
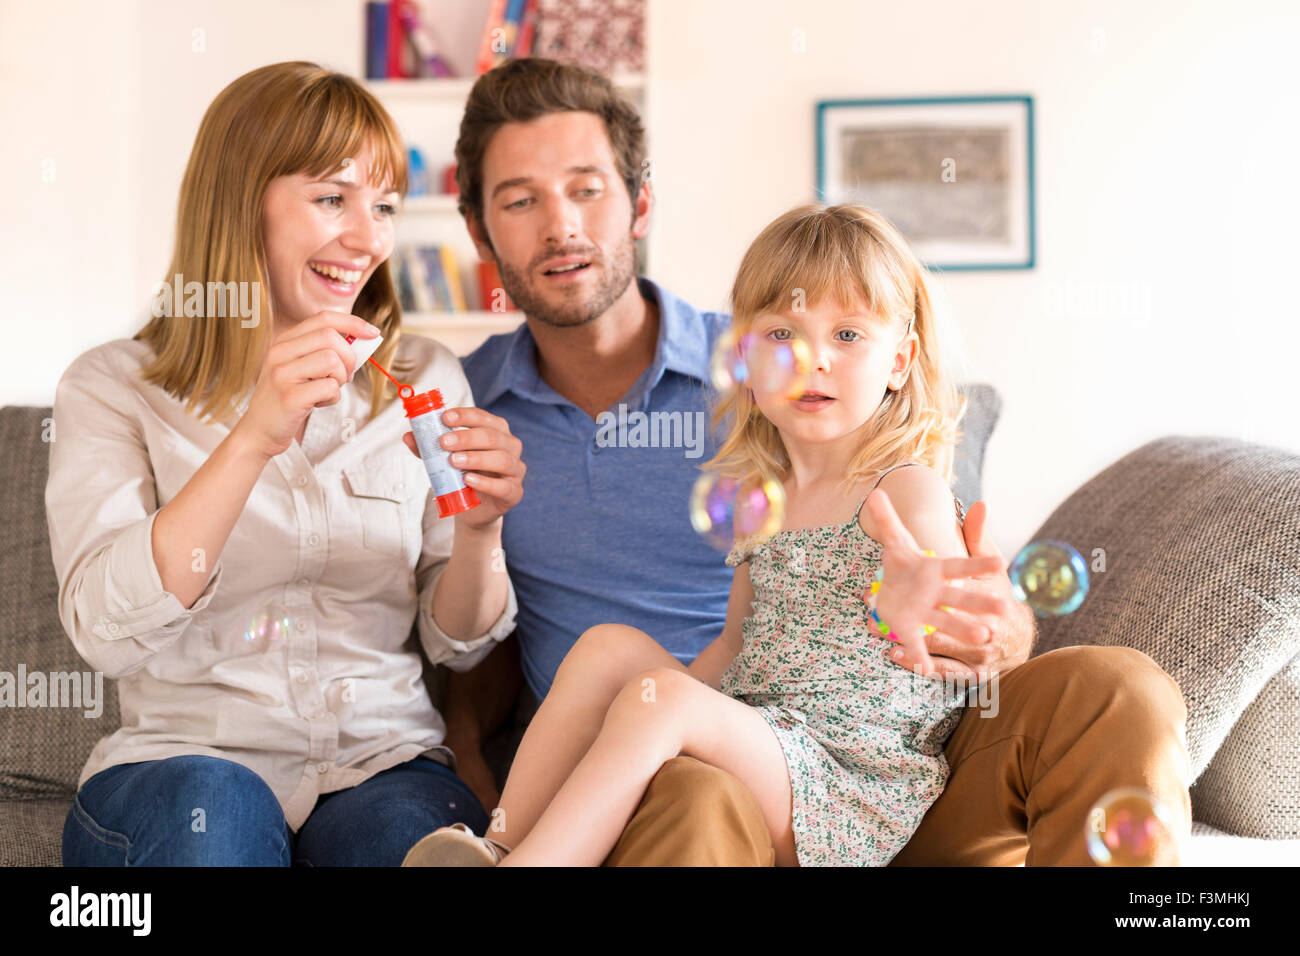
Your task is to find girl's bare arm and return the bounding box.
[687,562,754,690]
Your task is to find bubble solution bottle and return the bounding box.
[399,384,480,518]
[345,332,479,518]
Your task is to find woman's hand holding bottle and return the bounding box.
[402,406,526,529]
[234,311,380,460]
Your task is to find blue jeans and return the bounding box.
[62,754,489,866]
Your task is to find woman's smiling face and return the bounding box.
[261,144,399,333]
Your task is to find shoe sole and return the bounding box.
[401,829,497,867]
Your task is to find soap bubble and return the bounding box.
[690,473,785,551]
[1085,788,1179,866]
[747,335,812,402]
[1008,539,1089,616]
[709,328,811,401]
[709,327,751,391]
[244,604,293,651]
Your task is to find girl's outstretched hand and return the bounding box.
[862,488,1007,678]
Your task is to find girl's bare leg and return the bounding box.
[499,665,799,867]
[489,623,687,850]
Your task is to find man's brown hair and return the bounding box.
[454,57,647,234]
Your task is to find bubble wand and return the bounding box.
[347,333,480,518]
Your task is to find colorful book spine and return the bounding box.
[403,247,435,313]
[477,261,516,312]
[515,0,540,58]
[439,246,469,311]
[501,0,526,59]
[364,2,389,79]
[475,0,510,75]
[386,0,407,78]
[417,246,452,312]
[398,0,454,77]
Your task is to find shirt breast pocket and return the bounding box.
[342,462,414,562]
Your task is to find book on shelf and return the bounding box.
[476,0,539,74]
[365,0,454,80]
[418,246,453,311]
[401,247,435,312]
[439,246,470,311]
[370,0,642,84]
[477,261,517,313]
[365,2,389,79]
[393,244,475,313]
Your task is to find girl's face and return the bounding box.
[749,297,918,450]
[261,144,399,332]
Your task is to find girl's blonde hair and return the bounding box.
[706,203,968,496]
[133,61,413,427]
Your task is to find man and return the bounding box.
[443,57,1191,866]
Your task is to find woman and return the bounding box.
[49,61,526,866]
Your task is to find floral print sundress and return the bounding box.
[720,462,969,866]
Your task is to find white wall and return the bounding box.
[646,0,1300,555]
[3,0,1297,556]
[1,0,362,405]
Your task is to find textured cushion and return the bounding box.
[953,383,1000,508]
[1191,652,1299,839]
[0,797,71,866]
[1027,435,1300,838]
[0,406,121,800]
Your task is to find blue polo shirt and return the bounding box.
[460,276,733,700]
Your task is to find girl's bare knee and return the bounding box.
[554,625,660,701]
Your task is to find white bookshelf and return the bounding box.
[402,310,524,356]
[363,4,650,357]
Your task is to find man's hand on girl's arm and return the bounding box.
[871,498,1036,682]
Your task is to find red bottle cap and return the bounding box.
[436,486,480,518]
[400,387,444,418]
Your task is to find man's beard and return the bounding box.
[495,231,636,328]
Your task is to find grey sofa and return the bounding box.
[2,388,1296,865]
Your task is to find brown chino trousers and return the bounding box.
[597,645,1193,866]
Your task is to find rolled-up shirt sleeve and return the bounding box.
[45,348,222,679]
[411,350,517,672]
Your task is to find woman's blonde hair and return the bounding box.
[133,61,413,426]
[705,203,967,497]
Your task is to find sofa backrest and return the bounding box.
[0,384,1002,799]
[1026,435,1300,840]
[0,406,121,799]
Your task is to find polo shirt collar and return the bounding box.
[639,275,713,385]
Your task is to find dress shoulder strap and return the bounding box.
[851,461,967,527]
[851,462,925,522]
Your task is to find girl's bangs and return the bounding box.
[740,236,907,327]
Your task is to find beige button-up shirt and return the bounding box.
[45,333,516,830]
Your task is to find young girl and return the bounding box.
[403,203,1007,867]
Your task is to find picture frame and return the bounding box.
[816,95,1036,271]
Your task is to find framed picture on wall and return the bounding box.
[816,95,1035,271]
